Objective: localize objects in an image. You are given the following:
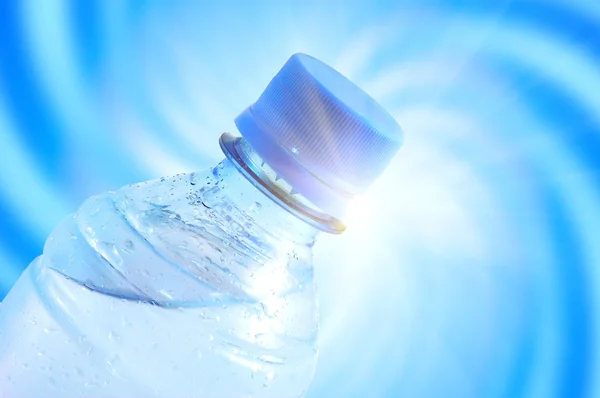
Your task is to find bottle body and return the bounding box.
[0,159,319,397]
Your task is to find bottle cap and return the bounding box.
[235,53,403,215]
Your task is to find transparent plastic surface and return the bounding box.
[0,159,319,397]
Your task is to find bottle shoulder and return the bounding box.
[43,166,316,308]
[113,168,316,299]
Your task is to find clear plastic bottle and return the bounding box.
[0,53,402,397]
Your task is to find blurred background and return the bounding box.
[0,0,599,396]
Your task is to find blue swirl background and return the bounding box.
[1,1,599,396]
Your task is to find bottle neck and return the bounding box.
[198,157,321,247]
[219,133,346,236]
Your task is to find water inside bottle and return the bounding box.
[0,161,318,397]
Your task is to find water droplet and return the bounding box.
[106,353,121,370]
[108,331,120,341]
[122,240,134,253]
[120,315,132,328]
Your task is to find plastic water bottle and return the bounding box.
[0,53,402,397]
